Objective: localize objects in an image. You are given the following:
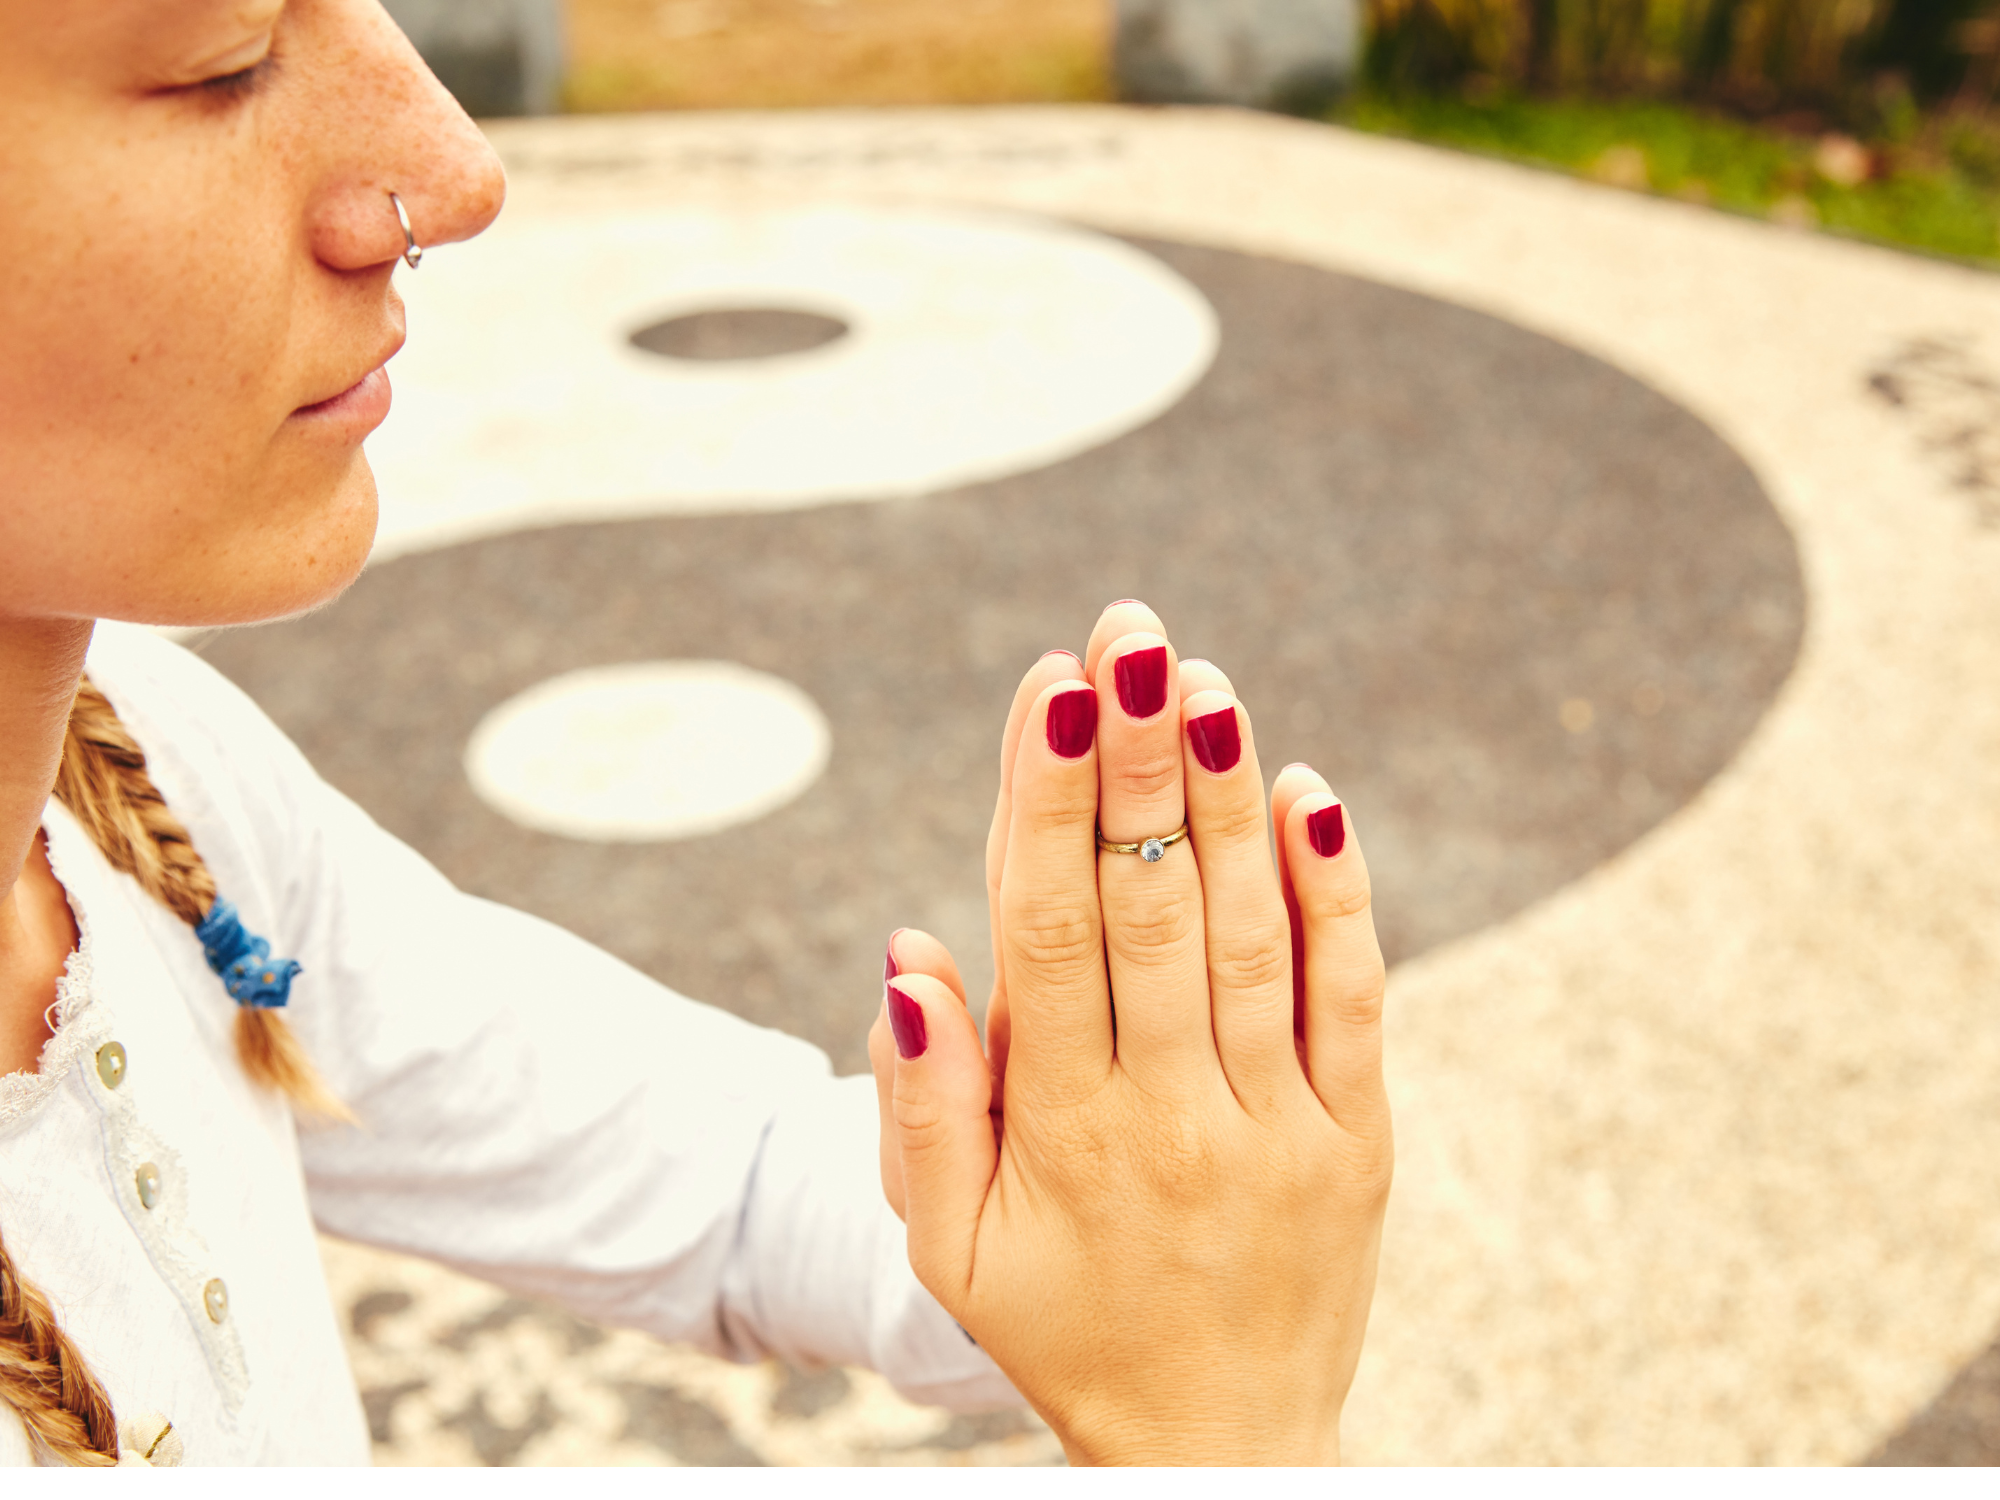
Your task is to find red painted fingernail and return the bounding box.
[886,980,929,1059]
[1187,707,1242,774]
[1114,646,1168,719]
[1046,687,1097,759]
[1041,649,1081,664]
[1105,599,1142,609]
[1307,803,1347,858]
[884,929,904,993]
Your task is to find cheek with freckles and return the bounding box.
[0,192,379,623]
[0,66,387,624]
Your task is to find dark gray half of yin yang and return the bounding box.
[200,237,1804,1074]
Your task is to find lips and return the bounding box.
[289,364,392,436]
[293,321,406,419]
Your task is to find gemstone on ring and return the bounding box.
[1140,837,1166,862]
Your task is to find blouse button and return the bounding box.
[202,1278,229,1324]
[135,1163,163,1211]
[119,1410,183,1468]
[95,1041,127,1089]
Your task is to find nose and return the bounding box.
[304,1,508,273]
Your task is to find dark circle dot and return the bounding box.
[627,308,850,362]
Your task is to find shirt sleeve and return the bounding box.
[83,624,1021,1413]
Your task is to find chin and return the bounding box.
[141,461,381,629]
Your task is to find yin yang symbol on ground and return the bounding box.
[204,236,1804,1074]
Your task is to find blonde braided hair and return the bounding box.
[0,1238,120,1466]
[52,676,348,1118]
[0,673,349,1462]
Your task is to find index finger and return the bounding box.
[986,649,1094,1082]
[998,678,1114,1104]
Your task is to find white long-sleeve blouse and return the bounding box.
[0,623,1015,1464]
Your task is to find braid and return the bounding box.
[52,676,349,1120]
[0,1229,119,1465]
[3,675,352,1461]
[53,678,214,925]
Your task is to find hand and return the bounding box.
[870,604,1392,1465]
[873,604,1155,1220]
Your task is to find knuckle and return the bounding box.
[1315,949,1387,1026]
[1199,796,1267,849]
[1319,876,1375,923]
[1105,885,1203,960]
[1020,780,1099,836]
[1208,922,1293,996]
[1004,894,1100,971]
[1339,991,1385,1030]
[1350,975,1388,1028]
[891,1089,952,1147]
[1105,746,1182,804]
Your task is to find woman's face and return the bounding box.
[0,0,504,627]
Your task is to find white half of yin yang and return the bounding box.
[366,202,1220,562]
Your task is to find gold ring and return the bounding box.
[1096,823,1189,862]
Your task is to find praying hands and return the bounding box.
[872,601,1393,1464]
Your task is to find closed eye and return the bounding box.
[196,51,279,102]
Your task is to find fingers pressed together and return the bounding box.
[870,600,1393,1464]
[878,599,1388,1158]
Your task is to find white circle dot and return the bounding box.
[464,661,831,843]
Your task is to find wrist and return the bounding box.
[1050,1404,1343,1467]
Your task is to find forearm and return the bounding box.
[726,1073,1022,1410]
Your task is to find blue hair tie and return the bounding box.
[194,899,302,1009]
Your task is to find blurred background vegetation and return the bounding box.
[567,0,1109,111]
[1342,0,2000,260]
[552,0,1997,262]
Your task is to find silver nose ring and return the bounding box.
[388,191,422,270]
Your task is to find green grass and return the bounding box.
[1332,92,2000,266]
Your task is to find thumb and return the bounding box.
[886,973,997,1310]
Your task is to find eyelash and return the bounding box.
[198,52,278,102]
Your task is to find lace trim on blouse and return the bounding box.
[0,821,97,1132]
[0,809,250,1419]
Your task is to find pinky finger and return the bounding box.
[1280,771,1388,1129]
[888,974,999,1311]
